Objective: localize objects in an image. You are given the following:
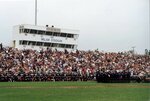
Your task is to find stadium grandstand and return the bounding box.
[0,45,150,82]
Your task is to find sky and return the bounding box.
[0,0,149,54]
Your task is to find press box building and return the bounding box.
[12,24,79,51]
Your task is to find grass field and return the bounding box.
[0,82,149,101]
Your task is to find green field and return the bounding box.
[0,82,149,101]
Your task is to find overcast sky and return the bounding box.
[0,0,149,53]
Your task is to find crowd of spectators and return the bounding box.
[0,46,150,82]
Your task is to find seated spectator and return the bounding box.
[0,46,149,82]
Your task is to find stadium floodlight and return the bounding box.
[35,0,37,25]
[131,46,136,54]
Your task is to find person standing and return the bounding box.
[0,43,2,50]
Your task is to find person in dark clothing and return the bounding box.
[0,43,3,50]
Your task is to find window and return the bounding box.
[24,29,30,33]
[32,41,36,46]
[36,42,43,46]
[18,40,75,49]
[28,41,36,46]
[30,30,37,34]
[38,30,45,35]
[53,32,60,36]
[22,41,28,45]
[46,31,53,36]
[67,34,74,38]
[19,28,24,33]
[58,44,65,48]
[66,44,72,48]
[60,33,67,37]
[44,42,50,47]
[51,43,58,47]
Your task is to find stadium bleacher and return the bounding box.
[0,46,150,82]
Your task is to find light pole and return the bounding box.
[35,0,37,25]
[132,46,135,54]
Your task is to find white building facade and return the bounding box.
[12,24,79,51]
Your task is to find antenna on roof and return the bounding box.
[35,0,37,25]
